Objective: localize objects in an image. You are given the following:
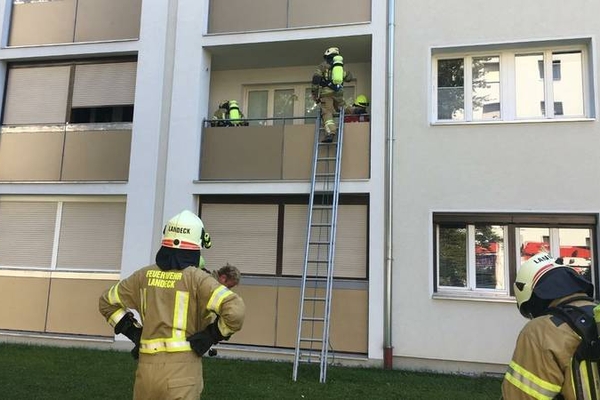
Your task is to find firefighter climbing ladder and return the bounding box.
[292,108,345,383]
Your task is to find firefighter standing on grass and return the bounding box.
[311,47,353,143]
[502,252,599,399]
[99,210,245,400]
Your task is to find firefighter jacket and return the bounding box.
[502,294,600,400]
[311,61,353,100]
[99,264,245,355]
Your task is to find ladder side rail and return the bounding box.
[293,113,323,381]
[319,107,345,383]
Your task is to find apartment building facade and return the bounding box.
[0,0,598,376]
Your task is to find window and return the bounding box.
[433,41,591,122]
[245,84,355,126]
[199,195,367,279]
[0,197,126,272]
[3,59,136,125]
[434,213,596,298]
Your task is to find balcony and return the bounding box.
[0,124,131,182]
[207,0,371,34]
[199,117,370,181]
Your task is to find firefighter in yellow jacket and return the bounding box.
[311,47,353,143]
[99,210,245,400]
[502,252,598,399]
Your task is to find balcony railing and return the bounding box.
[199,116,370,181]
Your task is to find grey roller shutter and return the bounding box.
[0,201,57,268]
[200,204,278,275]
[3,66,70,124]
[56,202,126,271]
[71,62,137,107]
[282,204,367,278]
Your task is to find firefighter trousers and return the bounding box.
[319,93,346,134]
[134,351,203,400]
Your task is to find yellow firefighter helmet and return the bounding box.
[161,210,205,250]
[355,94,369,107]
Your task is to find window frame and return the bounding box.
[432,41,592,123]
[433,212,598,300]
[243,83,356,125]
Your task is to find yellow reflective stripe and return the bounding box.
[107,283,122,306]
[207,285,233,313]
[108,309,128,327]
[172,291,190,339]
[505,361,561,400]
[139,288,147,322]
[592,362,600,397]
[139,338,192,354]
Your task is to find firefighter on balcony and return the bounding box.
[99,210,245,399]
[502,252,599,399]
[311,47,353,143]
[211,100,248,127]
[344,94,370,123]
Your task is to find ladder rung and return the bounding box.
[306,260,328,264]
[311,223,331,227]
[315,173,335,177]
[300,337,323,342]
[313,205,332,209]
[304,297,326,301]
[317,158,336,162]
[308,241,330,245]
[302,317,325,322]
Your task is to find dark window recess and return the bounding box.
[70,105,134,123]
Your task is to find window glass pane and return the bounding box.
[304,88,319,124]
[472,56,500,121]
[519,227,550,266]
[438,226,467,287]
[475,225,505,289]
[273,89,295,126]
[247,90,268,126]
[559,228,592,281]
[553,51,584,117]
[437,59,464,121]
[515,54,545,118]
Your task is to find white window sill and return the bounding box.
[431,117,595,127]
[433,291,516,303]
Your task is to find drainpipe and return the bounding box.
[383,0,395,370]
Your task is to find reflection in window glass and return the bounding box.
[438,226,467,287]
[304,88,319,124]
[475,225,505,290]
[247,90,268,126]
[553,51,584,117]
[519,227,550,266]
[437,59,464,120]
[473,56,501,121]
[515,54,545,118]
[559,228,592,281]
[273,89,295,126]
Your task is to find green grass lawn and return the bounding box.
[0,343,503,399]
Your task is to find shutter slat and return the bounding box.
[72,62,137,107]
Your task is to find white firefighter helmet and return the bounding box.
[323,47,340,58]
[161,210,205,250]
[514,252,564,316]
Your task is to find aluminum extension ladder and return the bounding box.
[292,108,345,383]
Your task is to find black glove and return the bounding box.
[114,312,142,359]
[187,321,229,357]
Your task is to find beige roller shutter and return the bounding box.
[71,62,137,107]
[56,202,126,270]
[283,204,367,278]
[0,201,57,268]
[3,66,70,124]
[200,204,278,275]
